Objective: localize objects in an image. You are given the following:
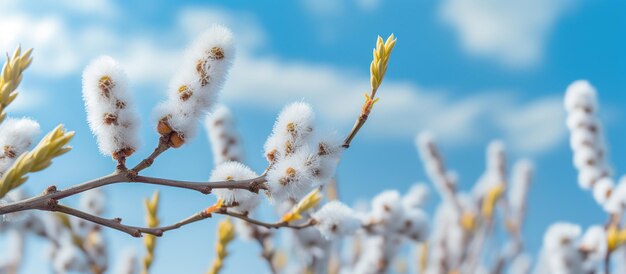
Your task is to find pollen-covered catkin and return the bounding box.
[564,80,616,210]
[209,161,260,214]
[312,201,362,240]
[263,102,315,163]
[204,105,244,165]
[82,56,140,161]
[155,25,235,148]
[0,118,40,174]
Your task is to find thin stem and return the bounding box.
[0,173,267,216]
[131,137,170,173]
[217,209,316,230]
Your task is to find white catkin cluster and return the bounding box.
[0,118,40,175]
[155,25,235,145]
[349,187,429,274]
[204,105,244,165]
[535,223,607,274]
[311,201,362,240]
[265,102,343,202]
[82,56,140,159]
[508,160,533,221]
[209,161,260,214]
[416,135,535,274]
[472,140,506,198]
[0,191,113,274]
[416,132,459,210]
[564,80,615,205]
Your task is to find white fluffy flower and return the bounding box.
[544,222,581,252]
[604,176,626,214]
[264,102,315,162]
[368,190,404,234]
[82,56,140,159]
[155,25,235,144]
[204,105,244,165]
[592,177,613,205]
[266,148,318,202]
[310,132,343,187]
[564,80,597,112]
[312,201,362,240]
[509,159,533,216]
[580,225,607,267]
[399,208,429,241]
[0,118,40,174]
[210,161,260,213]
[542,223,584,274]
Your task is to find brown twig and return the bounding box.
[0,173,267,216]
[131,137,171,174]
[217,208,316,230]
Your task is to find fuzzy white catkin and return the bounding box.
[204,105,244,165]
[368,190,405,235]
[312,201,362,240]
[266,147,318,202]
[82,56,140,158]
[416,132,458,208]
[604,176,626,213]
[210,161,260,213]
[509,159,533,216]
[0,118,40,174]
[542,223,584,274]
[564,80,612,196]
[400,208,429,241]
[154,25,235,140]
[580,226,607,266]
[264,101,315,162]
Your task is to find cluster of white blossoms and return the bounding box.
[416,132,534,274]
[82,56,140,161]
[350,186,429,274]
[82,25,234,158]
[0,188,110,274]
[155,25,235,148]
[0,118,40,175]
[564,80,617,207]
[264,102,343,202]
[210,161,260,214]
[535,223,608,274]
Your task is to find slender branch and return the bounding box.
[31,202,314,239]
[131,137,171,173]
[217,208,316,230]
[0,173,267,216]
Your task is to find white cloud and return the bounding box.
[0,4,568,154]
[6,88,46,113]
[440,0,574,68]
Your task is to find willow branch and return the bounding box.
[216,209,316,230]
[131,137,171,173]
[0,173,267,216]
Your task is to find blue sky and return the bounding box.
[1,0,625,273]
